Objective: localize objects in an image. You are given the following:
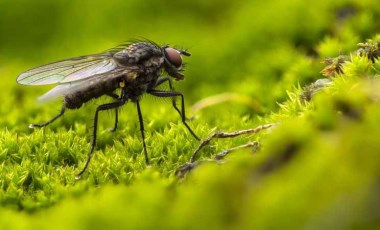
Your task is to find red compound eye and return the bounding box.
[165,47,182,68]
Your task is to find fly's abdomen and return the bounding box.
[64,78,120,109]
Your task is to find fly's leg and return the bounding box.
[29,106,66,128]
[76,98,126,179]
[107,93,120,132]
[165,80,182,116]
[136,100,149,165]
[148,89,200,141]
[154,77,170,87]
[111,108,119,132]
[154,77,184,119]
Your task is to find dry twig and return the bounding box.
[176,123,278,177]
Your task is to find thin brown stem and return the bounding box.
[189,123,277,163]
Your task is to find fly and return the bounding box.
[17,41,200,178]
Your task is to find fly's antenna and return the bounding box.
[179,50,191,56]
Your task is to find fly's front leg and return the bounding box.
[29,106,66,128]
[76,98,126,179]
[154,77,182,118]
[148,89,200,141]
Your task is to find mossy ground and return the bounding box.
[1,0,380,229]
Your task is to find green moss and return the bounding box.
[1,0,380,229]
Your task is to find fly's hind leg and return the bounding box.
[107,92,120,132]
[110,108,118,132]
[76,98,126,179]
[29,106,66,128]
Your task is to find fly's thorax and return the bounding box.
[122,55,165,85]
[121,64,163,102]
[113,42,163,67]
[143,55,165,68]
[121,69,161,98]
[125,70,139,81]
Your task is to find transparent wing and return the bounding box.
[37,82,83,102]
[37,68,130,102]
[17,54,119,85]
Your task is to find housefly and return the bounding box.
[17,41,200,178]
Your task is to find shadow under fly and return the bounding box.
[17,40,200,178]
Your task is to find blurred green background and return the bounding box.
[2,0,371,110]
[1,0,380,229]
[1,0,378,112]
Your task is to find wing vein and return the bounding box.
[17,55,118,85]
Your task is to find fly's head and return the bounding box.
[162,46,191,81]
